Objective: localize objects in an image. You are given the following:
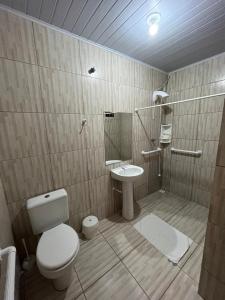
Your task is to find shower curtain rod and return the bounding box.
[135,92,225,112]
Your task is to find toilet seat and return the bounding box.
[37,223,79,270]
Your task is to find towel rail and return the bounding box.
[171,147,202,156]
[0,246,16,300]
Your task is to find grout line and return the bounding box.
[74,265,88,300]
[31,21,55,190]
[100,231,151,299]
[158,269,182,300]
[77,232,121,294]
[121,260,151,299]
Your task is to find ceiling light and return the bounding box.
[147,13,161,36]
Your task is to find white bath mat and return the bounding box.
[134,214,193,264]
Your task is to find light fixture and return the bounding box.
[147,12,161,36]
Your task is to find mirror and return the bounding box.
[104,112,132,165]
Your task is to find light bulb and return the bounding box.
[149,23,158,36]
[147,13,161,37]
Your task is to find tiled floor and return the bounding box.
[20,191,208,300]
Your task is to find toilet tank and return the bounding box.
[26,189,69,235]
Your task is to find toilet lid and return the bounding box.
[37,224,79,270]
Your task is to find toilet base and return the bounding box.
[52,266,73,291]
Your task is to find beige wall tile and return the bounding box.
[197,112,222,141]
[66,181,90,215]
[217,108,225,167]
[86,147,108,179]
[79,40,112,81]
[134,61,152,90]
[111,53,135,86]
[0,155,53,203]
[0,112,49,161]
[115,85,135,113]
[39,67,83,113]
[33,23,81,73]
[85,115,104,148]
[192,186,211,208]
[50,150,88,188]
[88,175,112,208]
[0,10,36,64]
[45,113,86,153]
[82,77,113,114]
[0,59,43,112]
[0,178,13,248]
[7,199,33,238]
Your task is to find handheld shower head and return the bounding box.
[153,91,169,103]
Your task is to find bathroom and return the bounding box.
[0,1,225,299]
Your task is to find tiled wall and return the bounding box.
[0,9,167,256]
[162,53,225,207]
[0,177,14,248]
[198,103,225,299]
[0,177,14,299]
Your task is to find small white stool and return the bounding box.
[82,216,99,240]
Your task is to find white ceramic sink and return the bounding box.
[111,164,144,182]
[111,164,144,220]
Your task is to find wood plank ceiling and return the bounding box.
[1,0,225,71]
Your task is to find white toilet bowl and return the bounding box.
[36,223,79,290]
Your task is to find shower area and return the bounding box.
[136,88,223,205]
[133,62,225,288]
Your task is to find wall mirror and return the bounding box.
[104,112,132,166]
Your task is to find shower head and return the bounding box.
[153,91,169,103]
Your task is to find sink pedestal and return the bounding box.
[110,164,144,221]
[122,182,134,220]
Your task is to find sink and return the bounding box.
[111,164,144,182]
[111,164,144,220]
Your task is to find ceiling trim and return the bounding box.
[0,3,168,74]
[169,49,225,74]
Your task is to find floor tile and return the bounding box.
[76,294,86,300]
[161,271,203,300]
[75,234,120,291]
[136,190,163,208]
[20,266,82,300]
[168,202,208,244]
[123,240,180,300]
[183,242,204,284]
[102,223,146,259]
[98,213,126,233]
[143,193,188,222]
[84,262,148,300]
[177,241,198,268]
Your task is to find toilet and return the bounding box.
[26,189,79,290]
